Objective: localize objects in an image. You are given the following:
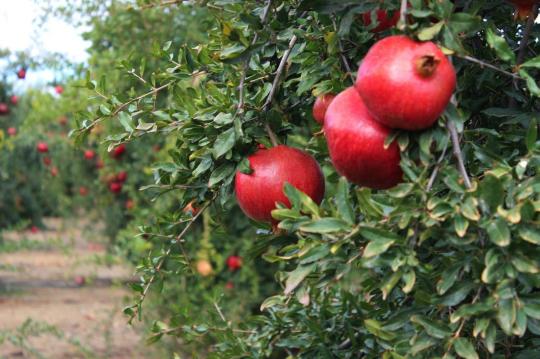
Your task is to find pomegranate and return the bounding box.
[10,95,18,105]
[0,103,9,115]
[109,182,123,194]
[79,186,88,196]
[17,68,26,79]
[84,150,95,160]
[312,94,335,124]
[225,281,234,290]
[96,158,105,169]
[125,199,135,210]
[50,167,58,177]
[111,144,126,159]
[7,127,16,136]
[509,0,539,20]
[183,201,199,216]
[74,276,86,286]
[362,9,399,32]
[30,225,39,233]
[196,259,213,276]
[42,156,52,166]
[55,85,64,94]
[226,255,242,271]
[37,142,49,153]
[324,87,402,189]
[116,171,128,183]
[58,116,68,126]
[235,145,325,223]
[356,35,456,130]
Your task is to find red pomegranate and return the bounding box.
[10,95,18,105]
[509,0,539,19]
[324,87,402,189]
[84,150,95,160]
[0,103,9,115]
[74,276,86,286]
[235,145,325,223]
[226,255,243,271]
[356,35,456,131]
[116,171,128,183]
[111,144,126,159]
[7,127,17,136]
[225,281,234,290]
[30,225,39,233]
[58,116,68,126]
[109,181,123,194]
[37,142,49,153]
[55,85,64,94]
[183,201,199,216]
[50,167,58,177]
[17,68,26,79]
[96,158,104,169]
[125,199,135,210]
[79,186,88,196]
[362,9,400,32]
[42,156,52,166]
[312,94,335,124]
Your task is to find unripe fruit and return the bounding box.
[0,103,9,115]
[10,95,18,105]
[362,9,399,32]
[324,87,402,189]
[235,145,325,223]
[356,35,456,130]
[17,68,26,79]
[226,255,242,271]
[196,259,213,276]
[37,142,49,153]
[109,182,122,194]
[312,94,335,124]
[84,150,95,160]
[7,127,16,136]
[509,0,539,20]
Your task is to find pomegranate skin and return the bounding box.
[324,87,402,189]
[362,9,399,32]
[37,142,49,153]
[509,0,539,19]
[0,103,9,115]
[356,35,456,131]
[235,145,325,223]
[312,94,335,124]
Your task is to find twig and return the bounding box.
[510,4,538,108]
[447,118,472,189]
[213,301,227,323]
[399,0,408,29]
[112,82,172,117]
[426,138,450,192]
[331,17,353,82]
[457,54,521,80]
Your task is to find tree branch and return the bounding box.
[447,118,472,190]
[457,54,521,80]
[398,0,408,30]
[331,17,353,82]
[426,138,450,192]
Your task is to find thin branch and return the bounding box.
[426,138,450,192]
[447,118,472,190]
[399,0,408,30]
[331,17,353,82]
[213,301,227,323]
[112,82,172,117]
[457,54,521,80]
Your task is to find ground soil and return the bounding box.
[0,217,154,359]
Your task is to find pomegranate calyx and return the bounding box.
[416,54,441,78]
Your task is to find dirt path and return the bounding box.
[0,218,152,359]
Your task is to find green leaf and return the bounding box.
[524,303,540,320]
[519,70,540,97]
[521,56,540,69]
[486,218,511,247]
[299,218,350,234]
[410,315,453,339]
[283,183,320,216]
[526,118,538,151]
[361,227,399,258]
[454,338,479,359]
[284,264,315,295]
[497,299,516,335]
[519,226,540,245]
[478,175,504,212]
[213,127,236,158]
[208,163,234,187]
[364,319,396,341]
[417,21,444,41]
[486,27,516,63]
[336,178,354,224]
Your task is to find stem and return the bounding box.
[447,119,472,189]
[426,138,449,192]
[457,54,521,80]
[399,0,408,29]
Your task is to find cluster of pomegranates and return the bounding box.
[196,255,243,282]
[234,34,456,225]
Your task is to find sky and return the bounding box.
[0,0,90,90]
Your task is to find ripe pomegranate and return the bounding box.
[235,145,325,223]
[0,103,9,115]
[50,167,58,177]
[362,9,399,32]
[324,87,402,189]
[84,150,95,160]
[356,35,456,131]
[74,276,86,286]
[96,158,105,169]
[116,171,128,183]
[79,186,88,196]
[17,68,26,79]
[196,259,213,276]
[313,94,336,124]
[30,225,39,233]
[111,144,126,159]
[42,156,52,166]
[183,201,199,216]
[509,0,539,20]
[10,95,18,105]
[7,127,16,136]
[225,281,234,290]
[226,255,242,271]
[37,142,49,153]
[55,85,64,94]
[125,199,135,210]
[109,182,123,194]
